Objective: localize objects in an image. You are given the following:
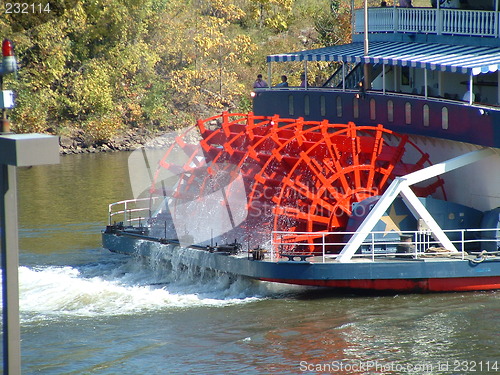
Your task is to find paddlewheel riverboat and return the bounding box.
[103,1,500,292]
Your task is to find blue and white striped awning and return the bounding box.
[267,41,500,76]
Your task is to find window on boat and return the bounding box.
[353,97,359,119]
[387,100,394,122]
[423,104,430,127]
[442,107,449,129]
[336,96,342,117]
[370,98,376,120]
[401,66,410,86]
[288,95,294,116]
[405,102,411,124]
[321,95,326,117]
[304,95,310,116]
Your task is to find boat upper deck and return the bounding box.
[353,6,500,45]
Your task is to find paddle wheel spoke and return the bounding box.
[149,112,446,252]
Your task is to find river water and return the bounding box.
[3,151,500,374]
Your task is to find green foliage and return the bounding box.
[2,0,353,142]
[83,113,124,144]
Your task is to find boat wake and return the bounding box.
[5,252,303,323]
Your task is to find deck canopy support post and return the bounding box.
[469,73,473,105]
[382,62,386,94]
[267,61,272,88]
[424,69,428,98]
[304,61,308,89]
[336,148,496,263]
[394,65,398,92]
[438,71,443,98]
[342,62,346,92]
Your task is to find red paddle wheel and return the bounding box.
[151,112,445,253]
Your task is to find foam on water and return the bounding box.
[3,253,301,323]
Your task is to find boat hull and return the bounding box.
[102,230,500,293]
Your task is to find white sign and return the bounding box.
[0,90,14,109]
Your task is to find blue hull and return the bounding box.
[102,230,500,293]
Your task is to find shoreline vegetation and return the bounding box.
[58,127,163,154]
[1,0,355,152]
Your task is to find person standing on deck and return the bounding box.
[300,73,307,88]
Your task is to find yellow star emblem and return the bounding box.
[380,206,407,236]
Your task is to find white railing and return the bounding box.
[271,228,500,263]
[399,8,437,33]
[108,197,162,226]
[355,8,499,37]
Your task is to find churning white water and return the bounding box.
[11,254,299,323]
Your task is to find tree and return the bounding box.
[2,0,354,141]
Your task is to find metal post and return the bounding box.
[382,62,386,94]
[496,0,499,38]
[0,163,21,374]
[438,71,443,98]
[424,69,428,98]
[393,1,397,33]
[363,0,371,90]
[371,233,375,261]
[322,233,325,263]
[437,0,442,35]
[1,76,10,133]
[469,73,473,105]
[0,134,59,374]
[267,61,272,88]
[364,0,369,56]
[342,62,346,92]
[304,61,308,89]
[1,41,58,373]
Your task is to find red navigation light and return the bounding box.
[2,40,13,57]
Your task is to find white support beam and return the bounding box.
[336,177,406,262]
[399,184,457,252]
[336,148,496,263]
[403,148,495,186]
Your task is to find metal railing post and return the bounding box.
[461,230,465,260]
[437,8,442,35]
[322,233,326,263]
[371,232,375,261]
[414,231,418,259]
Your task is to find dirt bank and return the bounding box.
[58,128,167,154]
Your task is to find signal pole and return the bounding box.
[0,39,59,374]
